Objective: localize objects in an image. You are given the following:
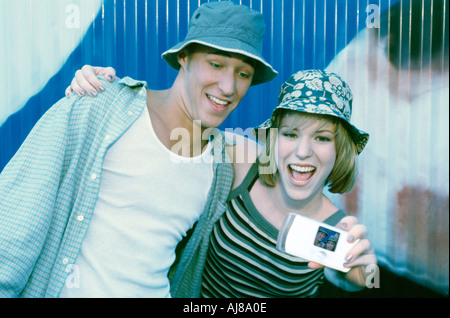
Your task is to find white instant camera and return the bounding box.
[277,213,358,272]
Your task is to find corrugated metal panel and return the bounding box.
[326,0,449,294]
[0,0,448,294]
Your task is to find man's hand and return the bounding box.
[65,65,116,97]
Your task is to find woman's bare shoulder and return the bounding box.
[224,131,262,190]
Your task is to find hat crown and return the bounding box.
[187,2,265,50]
[278,70,353,122]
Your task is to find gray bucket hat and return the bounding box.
[254,70,369,154]
[161,1,277,86]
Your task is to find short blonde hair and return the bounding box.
[258,110,359,194]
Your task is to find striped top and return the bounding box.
[201,161,345,298]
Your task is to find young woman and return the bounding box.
[200,69,376,297]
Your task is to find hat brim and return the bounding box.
[253,102,369,154]
[161,38,277,86]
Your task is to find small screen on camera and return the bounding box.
[313,226,340,252]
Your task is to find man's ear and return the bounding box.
[177,49,189,69]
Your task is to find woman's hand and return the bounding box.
[308,215,378,288]
[65,65,116,98]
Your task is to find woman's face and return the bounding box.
[275,114,337,202]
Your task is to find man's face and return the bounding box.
[178,44,256,128]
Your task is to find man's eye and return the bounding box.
[238,72,250,79]
[210,62,221,69]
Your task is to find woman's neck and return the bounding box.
[268,183,337,222]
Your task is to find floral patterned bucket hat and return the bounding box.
[254,69,369,154]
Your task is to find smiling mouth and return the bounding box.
[207,94,231,108]
[288,164,316,185]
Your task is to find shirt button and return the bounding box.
[62,258,69,265]
[90,173,97,180]
[128,111,134,116]
[77,215,84,222]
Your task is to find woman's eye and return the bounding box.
[316,136,332,142]
[282,132,297,138]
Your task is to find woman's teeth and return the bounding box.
[289,164,315,183]
[289,165,315,173]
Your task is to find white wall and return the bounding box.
[0,0,102,126]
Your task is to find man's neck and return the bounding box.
[146,89,210,157]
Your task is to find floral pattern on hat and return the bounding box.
[255,69,369,154]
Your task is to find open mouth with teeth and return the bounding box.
[207,94,231,111]
[288,164,316,185]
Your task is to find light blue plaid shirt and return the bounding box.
[0,77,234,298]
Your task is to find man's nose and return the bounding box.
[218,71,236,96]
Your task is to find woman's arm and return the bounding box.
[65,65,116,97]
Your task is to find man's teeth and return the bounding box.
[207,94,229,106]
[289,165,315,173]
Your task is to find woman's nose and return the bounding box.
[295,137,313,159]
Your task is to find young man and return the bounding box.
[0,1,277,298]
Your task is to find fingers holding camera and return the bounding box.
[336,217,378,286]
[343,221,376,268]
[308,223,372,269]
[336,216,357,231]
[344,238,374,266]
[336,216,369,251]
[343,238,378,287]
[307,261,324,270]
[347,223,367,245]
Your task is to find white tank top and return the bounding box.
[59,106,213,297]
